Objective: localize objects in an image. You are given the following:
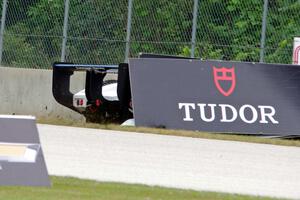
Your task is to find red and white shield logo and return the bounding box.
[213,66,236,96]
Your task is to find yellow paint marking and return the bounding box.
[0,144,27,157]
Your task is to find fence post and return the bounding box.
[61,0,70,62]
[259,0,269,63]
[0,0,8,64]
[124,0,133,63]
[191,0,199,58]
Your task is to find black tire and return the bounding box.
[85,79,120,123]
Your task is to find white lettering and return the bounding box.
[178,102,279,124]
[219,104,238,122]
[239,104,258,123]
[258,105,279,124]
[197,104,216,122]
[178,103,195,121]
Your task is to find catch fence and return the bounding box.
[0,0,299,68]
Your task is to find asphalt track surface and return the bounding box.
[37,124,300,199]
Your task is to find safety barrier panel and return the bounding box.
[0,115,50,186]
[129,58,300,137]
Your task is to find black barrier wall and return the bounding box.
[129,58,300,136]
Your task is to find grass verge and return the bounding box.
[37,118,300,147]
[0,176,287,200]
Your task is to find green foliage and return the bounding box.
[5,0,38,27]
[65,0,127,64]
[264,0,300,63]
[130,0,192,56]
[195,0,263,61]
[2,31,49,68]
[2,0,300,68]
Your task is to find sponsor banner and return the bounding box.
[0,115,50,186]
[129,58,300,136]
[293,37,300,65]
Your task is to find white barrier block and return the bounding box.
[0,115,50,186]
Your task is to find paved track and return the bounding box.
[37,124,300,199]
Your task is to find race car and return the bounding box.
[52,53,190,124]
[52,62,132,123]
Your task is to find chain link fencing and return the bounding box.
[0,0,299,69]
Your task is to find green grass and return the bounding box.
[0,176,286,200]
[38,118,300,147]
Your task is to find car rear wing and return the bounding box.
[52,53,191,121]
[52,62,131,114]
